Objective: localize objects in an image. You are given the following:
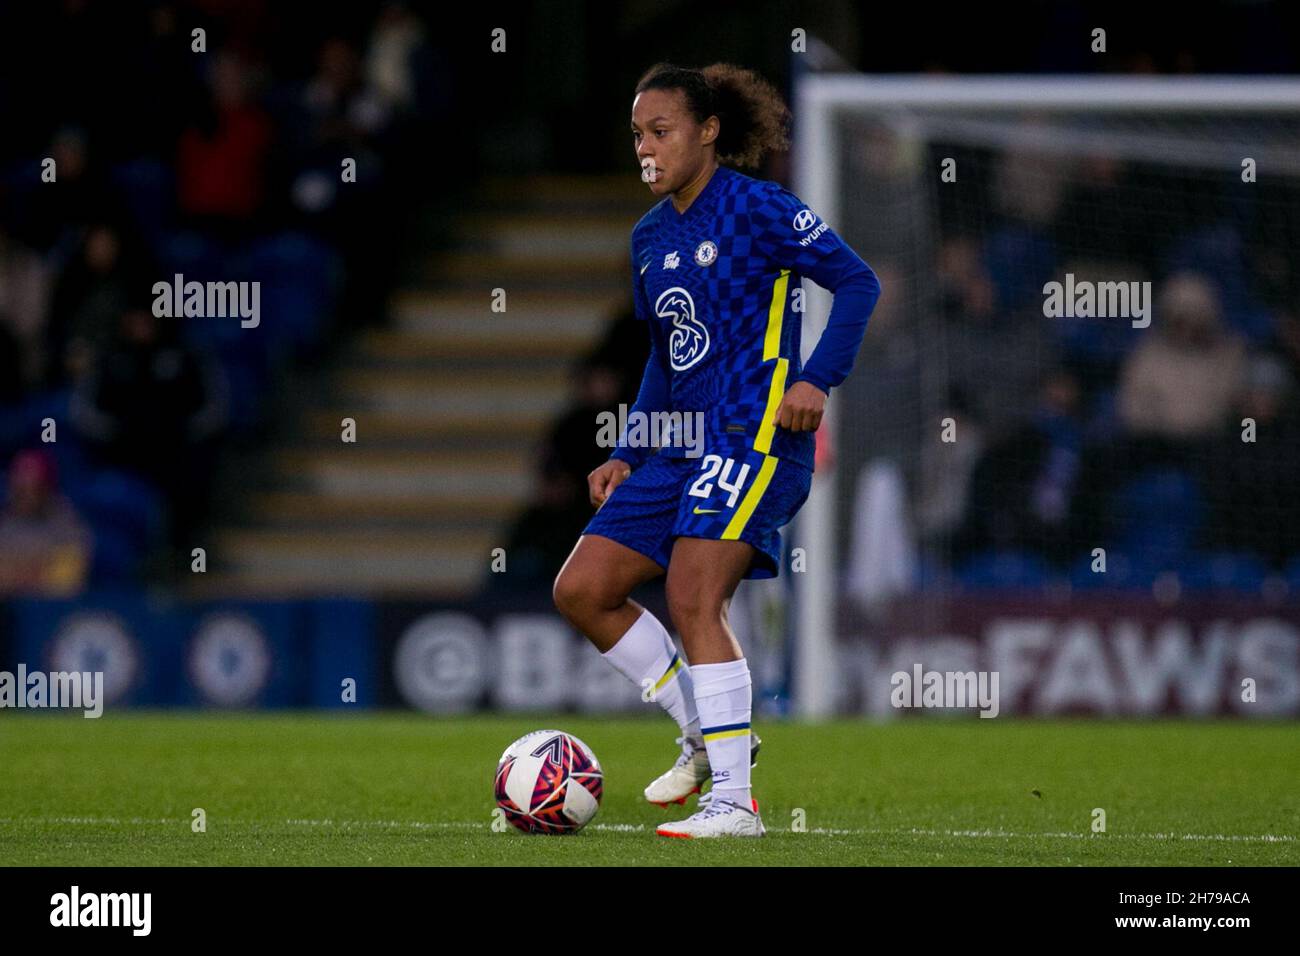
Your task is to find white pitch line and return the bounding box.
[811,827,1296,843]
[0,817,1294,843]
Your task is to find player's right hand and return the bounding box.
[588,459,632,509]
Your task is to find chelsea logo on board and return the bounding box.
[694,240,718,266]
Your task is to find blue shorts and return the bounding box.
[582,446,812,579]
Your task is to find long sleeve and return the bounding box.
[751,183,882,394]
[792,248,881,393]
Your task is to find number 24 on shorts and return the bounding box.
[687,454,751,509]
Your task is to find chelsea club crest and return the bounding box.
[694,240,718,266]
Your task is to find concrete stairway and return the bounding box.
[197,174,650,597]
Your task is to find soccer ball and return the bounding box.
[493,729,603,834]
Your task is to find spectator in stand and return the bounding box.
[177,52,273,234]
[495,339,646,590]
[1198,353,1300,568]
[915,386,985,552]
[1268,308,1300,387]
[276,35,398,324]
[70,308,228,552]
[0,449,93,596]
[1072,275,1247,560]
[583,298,651,413]
[45,221,154,387]
[501,358,622,583]
[0,319,23,405]
[940,235,1062,437]
[0,226,53,391]
[954,367,1084,566]
[302,37,394,157]
[1117,272,1246,443]
[5,127,116,255]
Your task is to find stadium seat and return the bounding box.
[1081,388,1121,444]
[0,390,73,459]
[158,229,227,282]
[914,554,952,592]
[1069,550,1161,590]
[65,467,166,575]
[88,524,149,582]
[984,225,1058,311]
[1110,467,1204,565]
[954,549,1053,589]
[1178,551,1270,592]
[110,159,175,248]
[242,232,341,355]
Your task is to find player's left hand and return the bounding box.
[772,380,827,432]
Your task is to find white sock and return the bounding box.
[601,608,700,738]
[692,658,752,810]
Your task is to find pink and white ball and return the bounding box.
[493,729,604,834]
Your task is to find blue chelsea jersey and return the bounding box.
[629,164,861,471]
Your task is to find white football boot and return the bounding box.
[643,731,761,807]
[655,793,766,838]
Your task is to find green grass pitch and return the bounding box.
[1,713,1296,866]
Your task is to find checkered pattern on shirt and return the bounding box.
[629,165,854,471]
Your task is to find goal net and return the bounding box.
[790,76,1300,717]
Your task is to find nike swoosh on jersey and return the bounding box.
[640,260,652,274]
[692,507,721,514]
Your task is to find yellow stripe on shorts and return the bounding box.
[723,453,779,540]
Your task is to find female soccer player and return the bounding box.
[552,63,881,838]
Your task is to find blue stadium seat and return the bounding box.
[0,390,73,459]
[157,229,227,282]
[1081,388,1120,444]
[1069,550,1161,590]
[984,226,1058,311]
[914,554,952,591]
[954,549,1053,589]
[1110,467,1204,565]
[1179,551,1270,592]
[88,524,148,583]
[65,467,165,561]
[1285,557,1300,591]
[242,232,341,355]
[110,159,175,248]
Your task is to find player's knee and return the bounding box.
[551,567,586,622]
[553,565,617,626]
[665,578,725,631]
